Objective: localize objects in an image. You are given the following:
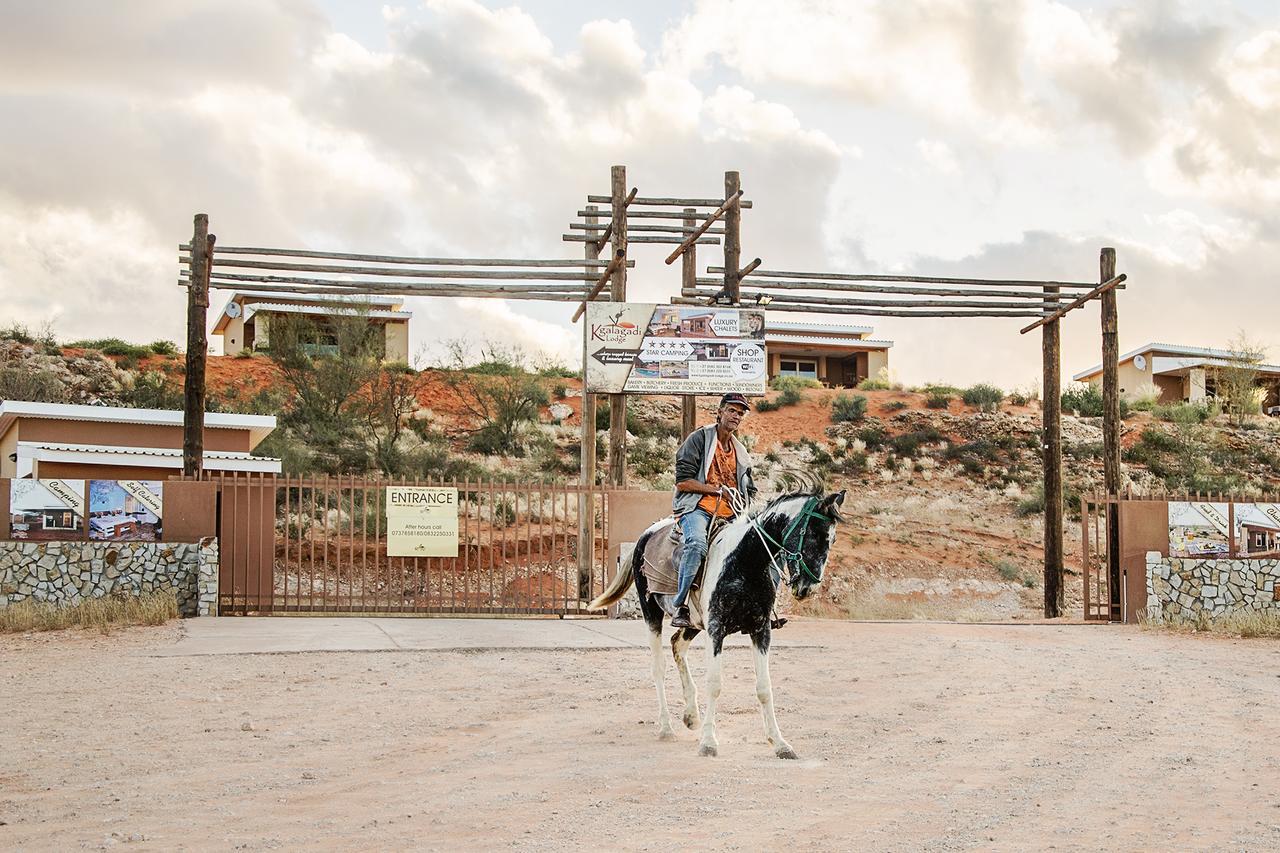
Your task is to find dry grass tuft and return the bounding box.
[0,590,179,635]
[1139,609,1280,640]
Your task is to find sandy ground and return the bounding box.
[3,619,1279,852]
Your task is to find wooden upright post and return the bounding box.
[1042,284,1064,617]
[723,171,741,305]
[607,165,628,487]
[183,214,213,478]
[1100,247,1122,621]
[681,207,698,439]
[578,206,601,597]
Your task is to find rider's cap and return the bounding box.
[719,392,750,411]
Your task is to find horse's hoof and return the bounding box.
[682,711,701,730]
[775,745,799,760]
[657,728,677,742]
[698,743,718,758]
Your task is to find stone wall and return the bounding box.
[1145,552,1280,621]
[0,539,219,617]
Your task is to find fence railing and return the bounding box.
[198,474,609,616]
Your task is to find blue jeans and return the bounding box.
[674,509,712,608]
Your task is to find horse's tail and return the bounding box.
[585,531,644,611]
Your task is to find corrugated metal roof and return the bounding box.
[22,441,268,460]
[245,303,412,320]
[766,320,874,335]
[1074,341,1280,380]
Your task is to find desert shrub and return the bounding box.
[383,360,416,375]
[70,338,151,359]
[1127,383,1160,411]
[885,400,908,411]
[962,383,1004,412]
[148,340,179,355]
[552,382,569,399]
[1152,401,1215,423]
[830,393,868,423]
[1,590,177,634]
[1,323,35,344]
[0,364,70,403]
[925,388,951,409]
[1006,386,1038,406]
[771,375,821,391]
[121,370,184,410]
[994,560,1020,582]
[856,425,887,450]
[888,428,942,458]
[1061,383,1103,416]
[859,378,890,391]
[1064,441,1104,460]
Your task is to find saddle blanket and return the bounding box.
[636,517,708,629]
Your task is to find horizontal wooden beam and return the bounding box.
[587,195,752,208]
[188,256,635,279]
[180,245,625,267]
[683,288,1053,311]
[706,266,1099,290]
[669,297,1046,318]
[1019,274,1128,334]
[188,279,615,302]
[575,210,730,220]
[206,271,600,291]
[739,258,762,279]
[562,234,720,245]
[699,276,1121,299]
[570,222,726,235]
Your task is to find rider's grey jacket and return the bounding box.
[672,424,757,517]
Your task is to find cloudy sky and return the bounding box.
[2,0,1277,389]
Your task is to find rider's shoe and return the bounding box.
[670,606,693,629]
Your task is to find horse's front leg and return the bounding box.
[671,627,701,730]
[697,630,724,757]
[649,629,676,740]
[752,629,797,759]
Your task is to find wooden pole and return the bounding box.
[724,171,741,304]
[182,214,213,478]
[579,206,601,598]
[1042,283,1063,617]
[1100,247,1122,621]
[608,165,628,488]
[681,208,698,439]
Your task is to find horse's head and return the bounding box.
[770,489,846,600]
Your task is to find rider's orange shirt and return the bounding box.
[696,440,737,519]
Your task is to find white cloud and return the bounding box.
[916,139,959,176]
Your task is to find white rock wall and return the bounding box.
[1145,551,1280,621]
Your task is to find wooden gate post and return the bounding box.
[1100,247,1122,620]
[578,206,601,597]
[607,165,629,487]
[1042,283,1064,617]
[681,207,699,439]
[183,214,214,478]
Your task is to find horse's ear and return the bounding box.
[820,490,846,517]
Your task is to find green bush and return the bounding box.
[885,400,908,411]
[1,323,34,344]
[830,393,868,423]
[148,340,179,355]
[1062,383,1131,418]
[856,425,887,450]
[383,360,416,375]
[859,378,890,391]
[962,383,1004,412]
[925,388,951,409]
[888,428,942,458]
[1152,401,1216,424]
[1006,387,1038,406]
[994,560,1020,582]
[770,375,821,391]
[69,338,151,359]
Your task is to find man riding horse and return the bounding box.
[670,392,757,629]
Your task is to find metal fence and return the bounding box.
[208,474,609,616]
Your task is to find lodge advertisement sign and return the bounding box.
[1169,501,1280,559]
[89,480,163,541]
[385,486,459,558]
[585,303,767,395]
[9,479,86,540]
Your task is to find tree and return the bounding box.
[1216,332,1266,425]
[436,340,549,456]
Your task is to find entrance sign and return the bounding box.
[585,303,767,395]
[385,486,459,558]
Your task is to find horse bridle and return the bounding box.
[726,491,827,589]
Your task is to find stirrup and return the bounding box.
[770,616,788,630]
[671,607,694,629]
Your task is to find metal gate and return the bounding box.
[1081,494,1117,621]
[213,475,610,616]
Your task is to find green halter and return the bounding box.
[755,496,827,586]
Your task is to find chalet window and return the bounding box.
[778,359,818,379]
[42,510,76,530]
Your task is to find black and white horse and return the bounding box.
[588,490,845,759]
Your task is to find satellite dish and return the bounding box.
[1134,354,1147,371]
[226,302,242,319]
